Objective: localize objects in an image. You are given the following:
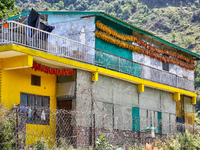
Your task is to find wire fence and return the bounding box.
[0,105,200,150]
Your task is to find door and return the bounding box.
[57,100,74,145]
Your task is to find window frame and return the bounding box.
[31,74,41,86]
[162,54,169,71]
[20,92,50,125]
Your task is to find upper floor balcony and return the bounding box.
[0,21,194,92]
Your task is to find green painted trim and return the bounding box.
[8,11,101,21]
[38,11,101,15]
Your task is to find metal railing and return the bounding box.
[0,21,194,92]
[0,21,95,64]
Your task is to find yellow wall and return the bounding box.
[0,59,2,103]
[1,67,57,146]
[176,96,183,118]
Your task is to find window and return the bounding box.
[21,93,50,125]
[162,62,169,71]
[31,75,41,86]
[162,55,169,71]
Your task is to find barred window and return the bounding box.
[21,93,50,125]
[31,75,41,86]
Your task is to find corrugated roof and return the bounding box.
[8,10,200,59]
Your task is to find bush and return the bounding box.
[152,130,200,150]
[184,37,195,46]
[172,32,177,41]
[0,106,16,150]
[95,134,114,150]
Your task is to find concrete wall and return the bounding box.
[76,70,176,134]
[48,17,95,63]
[133,52,194,92]
[51,17,95,47]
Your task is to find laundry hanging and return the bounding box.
[28,8,55,40]
[41,110,46,120]
[28,8,40,28]
[39,22,55,41]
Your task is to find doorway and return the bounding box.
[57,100,74,146]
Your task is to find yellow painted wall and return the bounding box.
[0,59,2,103]
[1,67,57,146]
[0,59,2,68]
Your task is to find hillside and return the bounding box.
[15,0,200,110]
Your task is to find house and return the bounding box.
[0,10,198,147]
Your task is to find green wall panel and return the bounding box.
[95,16,133,60]
[132,107,140,131]
[95,16,132,35]
[120,57,141,77]
[95,16,141,77]
[95,38,132,60]
[158,112,162,134]
[95,50,141,77]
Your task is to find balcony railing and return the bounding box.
[0,21,194,92]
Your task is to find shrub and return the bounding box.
[95,134,114,150]
[0,106,16,150]
[184,37,195,46]
[172,32,177,41]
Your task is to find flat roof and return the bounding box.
[8,10,200,59]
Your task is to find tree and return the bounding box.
[172,32,176,41]
[0,0,15,20]
[143,5,148,12]
[184,36,195,46]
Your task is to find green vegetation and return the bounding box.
[0,0,20,20]
[172,32,177,41]
[152,130,200,150]
[23,131,200,150]
[0,106,16,150]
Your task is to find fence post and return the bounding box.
[93,114,95,149]
[15,107,19,150]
